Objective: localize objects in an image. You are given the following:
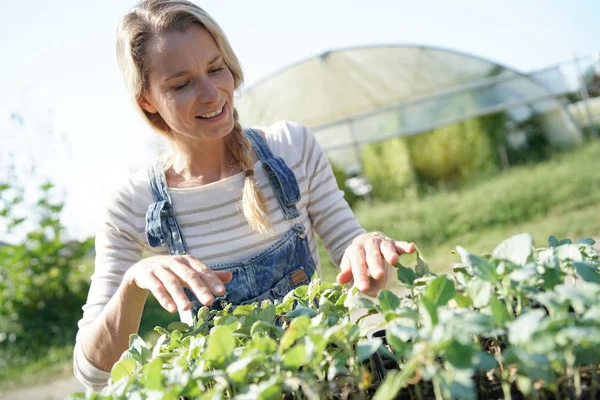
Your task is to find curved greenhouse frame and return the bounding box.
[237,44,582,171]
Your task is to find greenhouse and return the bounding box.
[237,45,583,176]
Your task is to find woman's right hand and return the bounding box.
[123,255,232,312]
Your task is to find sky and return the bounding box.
[1,0,599,241]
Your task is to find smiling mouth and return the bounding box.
[196,105,225,119]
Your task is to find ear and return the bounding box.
[138,93,158,114]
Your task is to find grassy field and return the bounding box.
[2,139,599,391]
[320,138,600,281]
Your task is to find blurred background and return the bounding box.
[1,0,599,397]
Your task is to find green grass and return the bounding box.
[320,139,600,278]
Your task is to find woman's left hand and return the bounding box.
[337,232,416,297]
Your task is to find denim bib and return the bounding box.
[144,128,317,323]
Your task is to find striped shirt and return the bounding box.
[73,120,365,390]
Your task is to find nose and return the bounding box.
[195,76,219,104]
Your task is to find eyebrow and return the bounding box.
[163,54,223,82]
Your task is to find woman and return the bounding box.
[73,0,415,392]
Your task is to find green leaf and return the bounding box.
[226,356,254,383]
[233,304,255,316]
[444,340,474,369]
[205,326,235,361]
[293,285,308,298]
[507,310,545,345]
[419,297,438,329]
[167,322,191,332]
[282,344,308,369]
[558,238,573,245]
[344,294,376,310]
[509,263,538,282]
[424,276,455,307]
[110,358,136,383]
[377,289,400,312]
[468,254,498,282]
[445,369,476,400]
[396,264,416,286]
[259,304,276,323]
[356,338,382,363]
[492,233,533,266]
[144,357,163,390]
[466,280,492,308]
[454,293,472,308]
[576,237,596,246]
[489,297,512,326]
[573,262,600,283]
[285,304,317,318]
[517,376,533,396]
[279,316,310,352]
[555,244,583,262]
[154,326,169,336]
[387,321,417,343]
[548,235,559,247]
[415,251,430,276]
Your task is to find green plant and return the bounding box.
[68,232,599,399]
[361,138,415,201]
[330,159,361,208]
[404,116,495,191]
[0,181,94,348]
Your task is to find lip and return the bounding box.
[196,104,227,122]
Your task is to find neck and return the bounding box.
[166,137,237,187]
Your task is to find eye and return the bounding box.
[209,67,224,75]
[173,81,190,91]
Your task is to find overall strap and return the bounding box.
[145,161,188,255]
[245,128,301,220]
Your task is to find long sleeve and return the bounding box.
[302,125,366,266]
[73,181,146,392]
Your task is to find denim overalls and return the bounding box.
[144,128,317,323]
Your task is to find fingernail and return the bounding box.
[168,303,176,312]
[201,294,213,304]
[215,285,225,293]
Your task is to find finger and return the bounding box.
[380,240,400,265]
[394,241,416,254]
[179,256,227,296]
[147,271,178,313]
[215,270,233,284]
[349,246,370,292]
[154,266,193,311]
[168,260,216,306]
[336,254,353,285]
[365,238,385,280]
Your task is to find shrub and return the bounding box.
[361,138,415,201]
[0,181,94,348]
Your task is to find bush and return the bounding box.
[405,116,495,190]
[0,181,94,348]
[361,138,415,201]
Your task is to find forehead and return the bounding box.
[145,25,220,77]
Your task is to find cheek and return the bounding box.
[164,93,195,120]
[220,70,235,96]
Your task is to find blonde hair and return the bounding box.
[116,0,270,233]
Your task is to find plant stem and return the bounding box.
[574,366,582,398]
[590,364,598,400]
[432,377,443,400]
[501,370,513,400]
[415,380,423,400]
[565,348,581,398]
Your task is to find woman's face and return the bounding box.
[139,25,235,143]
